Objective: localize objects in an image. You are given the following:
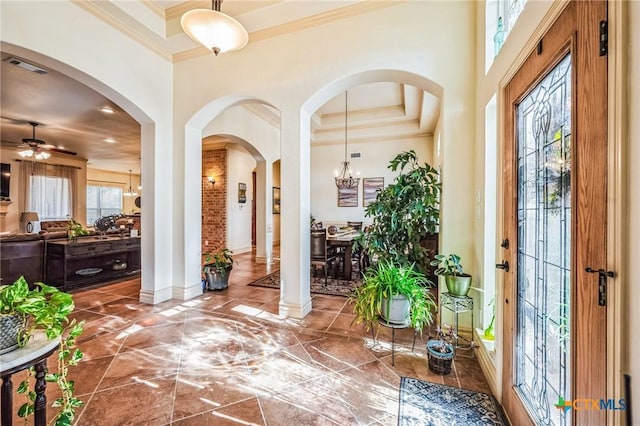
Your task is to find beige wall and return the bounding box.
[0,147,88,233]
[310,137,433,225]
[87,168,141,219]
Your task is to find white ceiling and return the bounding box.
[0,1,440,173]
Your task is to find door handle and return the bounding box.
[585,267,616,306]
[496,261,509,272]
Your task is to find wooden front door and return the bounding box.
[500,1,608,425]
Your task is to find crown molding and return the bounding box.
[311,131,431,147]
[165,0,209,21]
[141,0,167,19]
[173,0,407,63]
[71,0,172,62]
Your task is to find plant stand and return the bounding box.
[0,332,59,426]
[439,292,474,356]
[371,317,416,366]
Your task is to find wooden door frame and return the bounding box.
[500,1,608,425]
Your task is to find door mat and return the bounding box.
[247,270,361,297]
[398,377,507,426]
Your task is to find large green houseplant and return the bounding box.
[0,276,84,426]
[350,261,436,333]
[358,150,440,273]
[202,248,235,290]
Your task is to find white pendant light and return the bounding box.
[181,0,248,56]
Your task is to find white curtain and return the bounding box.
[20,162,77,222]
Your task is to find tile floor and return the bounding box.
[9,250,491,425]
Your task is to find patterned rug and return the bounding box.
[247,270,361,297]
[398,377,507,426]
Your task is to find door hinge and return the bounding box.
[599,20,608,56]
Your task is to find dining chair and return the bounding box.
[310,229,340,285]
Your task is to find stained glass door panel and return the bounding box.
[515,54,571,426]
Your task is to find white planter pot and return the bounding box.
[381,295,410,325]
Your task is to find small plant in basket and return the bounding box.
[426,324,456,375]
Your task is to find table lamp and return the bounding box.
[20,211,39,233]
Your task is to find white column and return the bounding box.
[139,122,175,304]
[255,160,273,264]
[278,108,312,318]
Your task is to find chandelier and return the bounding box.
[180,0,248,56]
[124,170,138,197]
[18,148,50,161]
[335,91,359,189]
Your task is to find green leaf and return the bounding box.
[18,402,34,417]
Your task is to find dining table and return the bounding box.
[326,229,361,280]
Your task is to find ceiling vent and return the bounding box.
[350,152,361,158]
[4,57,48,75]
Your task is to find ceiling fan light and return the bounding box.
[35,151,51,160]
[18,149,34,158]
[181,9,248,55]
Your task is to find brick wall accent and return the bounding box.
[202,148,227,254]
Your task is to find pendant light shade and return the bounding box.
[181,0,248,56]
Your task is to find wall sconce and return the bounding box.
[207,176,215,185]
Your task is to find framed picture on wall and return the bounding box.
[238,183,247,203]
[273,187,281,214]
[338,186,358,207]
[363,177,384,207]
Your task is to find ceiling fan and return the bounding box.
[16,122,77,159]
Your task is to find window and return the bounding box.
[30,175,72,220]
[87,185,123,226]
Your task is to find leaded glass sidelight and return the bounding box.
[515,53,572,426]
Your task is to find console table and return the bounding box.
[45,236,140,290]
[1,332,59,426]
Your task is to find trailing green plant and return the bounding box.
[359,150,440,273]
[66,217,89,239]
[349,260,436,333]
[203,248,235,273]
[430,253,464,276]
[0,276,85,426]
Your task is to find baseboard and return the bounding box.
[232,246,252,255]
[139,285,173,304]
[279,298,312,319]
[172,281,203,301]
[474,328,498,397]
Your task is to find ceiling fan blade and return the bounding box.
[48,147,77,156]
[22,137,47,145]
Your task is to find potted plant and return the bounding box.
[66,217,89,242]
[350,260,437,333]
[202,248,235,290]
[358,150,440,274]
[0,276,85,425]
[426,324,456,375]
[430,253,472,297]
